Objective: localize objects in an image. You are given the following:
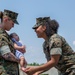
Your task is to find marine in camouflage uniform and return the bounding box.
[0,9,19,75]
[32,17,75,75]
[43,34,75,75]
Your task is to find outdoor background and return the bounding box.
[0,0,75,64]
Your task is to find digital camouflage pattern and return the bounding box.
[0,28,19,75]
[3,9,19,24]
[32,17,50,29]
[43,34,75,75]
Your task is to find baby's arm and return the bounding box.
[14,43,26,53]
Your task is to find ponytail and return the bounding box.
[0,11,3,22]
[45,19,59,37]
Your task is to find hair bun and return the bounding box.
[0,11,3,18]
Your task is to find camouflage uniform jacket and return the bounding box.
[43,34,75,73]
[0,28,19,75]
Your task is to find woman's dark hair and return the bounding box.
[45,19,59,37]
[0,11,3,22]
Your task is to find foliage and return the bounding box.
[28,62,40,66]
[40,74,48,75]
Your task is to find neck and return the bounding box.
[43,34,48,41]
[0,23,5,30]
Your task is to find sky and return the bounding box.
[0,0,75,64]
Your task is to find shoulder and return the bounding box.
[0,29,9,47]
[50,34,63,42]
[0,28,8,37]
[0,28,5,37]
[49,34,64,47]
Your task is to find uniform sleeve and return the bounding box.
[0,35,8,47]
[49,37,62,55]
[50,48,62,55]
[0,34,10,55]
[0,45,11,55]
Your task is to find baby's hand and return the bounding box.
[21,45,26,53]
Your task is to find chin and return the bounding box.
[37,36,41,38]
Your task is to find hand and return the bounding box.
[33,72,40,75]
[21,45,26,53]
[22,67,36,75]
[20,49,25,53]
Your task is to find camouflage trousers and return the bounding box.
[58,65,75,75]
[0,65,8,75]
[0,65,19,75]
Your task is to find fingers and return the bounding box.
[21,67,30,72]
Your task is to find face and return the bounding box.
[12,33,19,41]
[3,16,14,31]
[34,25,46,38]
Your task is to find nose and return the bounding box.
[12,22,14,27]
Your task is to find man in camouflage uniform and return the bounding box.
[0,9,19,75]
[23,17,75,75]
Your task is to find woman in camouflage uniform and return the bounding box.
[0,9,20,75]
[23,17,75,75]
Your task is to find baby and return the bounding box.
[10,32,27,70]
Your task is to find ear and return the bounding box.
[4,18,8,22]
[43,25,46,31]
[3,17,8,22]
